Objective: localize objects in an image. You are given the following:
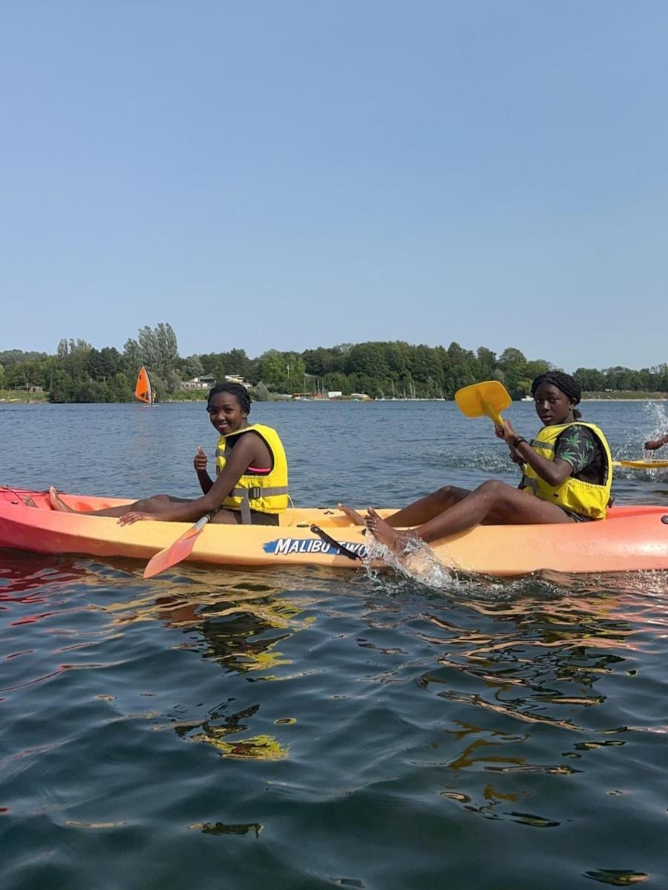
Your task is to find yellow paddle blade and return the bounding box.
[612,459,668,470]
[143,514,212,578]
[455,381,512,427]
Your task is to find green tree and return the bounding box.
[88,347,122,381]
[181,355,205,379]
[344,343,390,379]
[124,323,180,384]
[252,382,272,401]
[223,348,252,378]
[412,345,443,387]
[498,347,528,398]
[108,372,134,402]
[199,352,226,382]
[123,336,143,370]
[475,347,497,380]
[6,361,44,388]
[256,350,287,389]
[574,367,605,392]
[603,366,635,391]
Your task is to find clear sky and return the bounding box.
[1,1,666,371]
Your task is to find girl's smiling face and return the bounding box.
[533,383,576,426]
[207,391,247,436]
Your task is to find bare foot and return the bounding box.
[21,495,37,507]
[337,503,365,525]
[364,507,412,554]
[49,486,75,513]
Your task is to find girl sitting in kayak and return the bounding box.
[339,372,613,555]
[49,382,288,526]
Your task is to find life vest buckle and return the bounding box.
[248,486,262,501]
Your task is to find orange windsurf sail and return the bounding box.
[134,366,153,405]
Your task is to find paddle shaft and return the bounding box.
[482,401,503,428]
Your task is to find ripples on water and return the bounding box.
[1,402,668,888]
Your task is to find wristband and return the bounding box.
[512,436,527,449]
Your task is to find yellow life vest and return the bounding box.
[520,422,613,520]
[215,423,288,523]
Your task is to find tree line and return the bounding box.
[1,322,667,402]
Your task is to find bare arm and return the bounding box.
[645,434,668,451]
[120,435,266,524]
[496,420,574,487]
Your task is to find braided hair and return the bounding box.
[531,372,582,420]
[207,382,252,416]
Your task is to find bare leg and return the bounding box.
[339,486,472,529]
[49,488,74,512]
[49,487,187,518]
[365,481,575,553]
[382,486,472,527]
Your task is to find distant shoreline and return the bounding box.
[6,390,665,405]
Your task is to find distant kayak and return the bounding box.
[2,488,668,577]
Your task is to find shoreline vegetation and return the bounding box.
[3,390,668,405]
[2,322,667,405]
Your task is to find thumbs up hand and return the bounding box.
[194,446,208,472]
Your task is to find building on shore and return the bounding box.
[180,374,215,391]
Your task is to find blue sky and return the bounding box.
[1,1,666,371]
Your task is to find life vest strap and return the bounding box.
[520,477,539,494]
[229,485,290,524]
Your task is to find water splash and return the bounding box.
[362,534,461,590]
[642,400,668,441]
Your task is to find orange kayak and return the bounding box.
[1,488,668,577]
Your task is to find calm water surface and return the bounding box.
[1,400,668,889]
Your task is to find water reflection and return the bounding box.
[0,553,88,602]
[2,549,667,887]
[96,572,318,760]
[189,820,263,837]
[344,573,668,835]
[427,591,637,739]
[110,577,312,671]
[584,869,649,886]
[176,700,290,761]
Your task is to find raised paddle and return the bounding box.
[143,510,217,578]
[455,380,513,428]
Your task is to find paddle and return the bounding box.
[143,510,217,578]
[612,459,668,470]
[455,380,513,428]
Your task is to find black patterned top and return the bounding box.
[554,424,606,484]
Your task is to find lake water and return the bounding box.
[1,400,668,889]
